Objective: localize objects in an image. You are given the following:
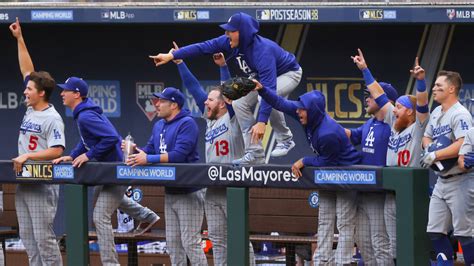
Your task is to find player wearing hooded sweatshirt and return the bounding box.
[150,12,302,164]
[255,82,361,265]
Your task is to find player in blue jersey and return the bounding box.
[254,81,361,265]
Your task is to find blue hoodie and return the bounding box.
[258,88,361,167]
[142,108,200,194]
[172,12,300,124]
[70,98,122,162]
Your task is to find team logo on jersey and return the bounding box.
[53,129,62,140]
[159,133,167,154]
[235,56,253,75]
[388,133,413,152]
[16,163,53,180]
[431,124,452,139]
[20,119,42,134]
[136,82,164,121]
[205,123,229,144]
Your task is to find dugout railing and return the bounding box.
[0,161,430,266]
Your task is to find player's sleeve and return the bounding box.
[157,119,198,163]
[302,134,339,167]
[349,125,363,145]
[69,141,87,159]
[172,35,231,60]
[452,111,472,140]
[141,134,156,155]
[177,62,207,114]
[79,114,120,160]
[45,116,65,149]
[257,87,299,120]
[424,117,434,138]
[255,55,278,123]
[459,129,474,155]
[383,103,396,126]
[220,64,231,83]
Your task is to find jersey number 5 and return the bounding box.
[28,135,38,151]
[397,149,411,166]
[215,140,229,156]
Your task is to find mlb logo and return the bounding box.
[362,11,370,19]
[256,10,270,20]
[101,12,109,19]
[447,9,456,20]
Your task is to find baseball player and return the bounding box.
[172,42,255,265]
[150,12,303,163]
[52,77,159,265]
[126,87,207,265]
[344,81,397,265]
[352,49,430,263]
[421,71,473,265]
[10,18,65,265]
[254,82,361,265]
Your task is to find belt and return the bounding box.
[440,172,464,179]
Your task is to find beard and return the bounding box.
[394,113,413,132]
[207,107,219,120]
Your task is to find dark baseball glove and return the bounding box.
[221,77,256,100]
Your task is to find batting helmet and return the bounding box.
[428,135,458,171]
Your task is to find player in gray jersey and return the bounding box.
[421,71,473,265]
[10,18,65,265]
[173,44,255,265]
[352,50,430,263]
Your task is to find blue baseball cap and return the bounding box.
[57,77,88,97]
[220,13,241,32]
[153,87,184,108]
[364,82,398,103]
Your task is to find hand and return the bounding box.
[12,154,29,174]
[222,95,232,105]
[350,48,368,70]
[121,140,137,152]
[72,153,89,168]
[291,159,304,179]
[52,156,73,164]
[410,57,425,80]
[252,79,263,91]
[9,17,22,39]
[250,122,266,144]
[126,147,148,167]
[463,151,474,169]
[213,53,226,67]
[420,151,437,168]
[149,53,174,67]
[170,41,183,64]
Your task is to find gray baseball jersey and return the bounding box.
[205,112,245,164]
[385,104,428,167]
[424,102,472,176]
[18,105,65,155]
[459,127,474,157]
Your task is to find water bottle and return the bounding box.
[123,133,134,163]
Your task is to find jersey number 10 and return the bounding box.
[397,149,411,166]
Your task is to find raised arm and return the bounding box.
[410,57,429,124]
[351,48,391,118]
[9,18,34,79]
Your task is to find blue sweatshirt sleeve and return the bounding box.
[167,119,199,163]
[258,87,299,120]
[69,141,87,159]
[255,55,278,123]
[350,125,363,145]
[220,65,231,83]
[79,114,120,160]
[177,62,207,114]
[172,35,231,60]
[141,134,156,155]
[302,135,340,167]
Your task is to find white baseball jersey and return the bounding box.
[424,102,472,176]
[205,112,244,163]
[18,105,65,155]
[385,104,428,167]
